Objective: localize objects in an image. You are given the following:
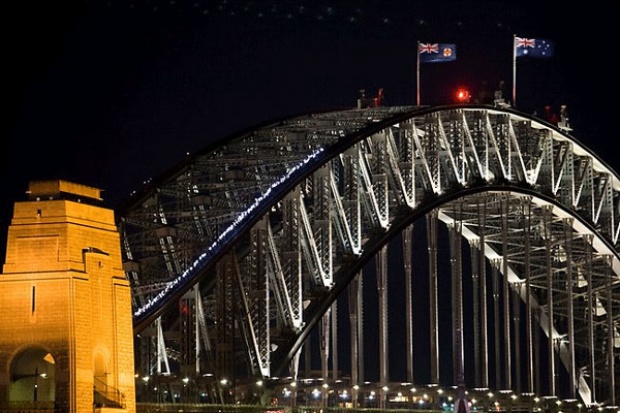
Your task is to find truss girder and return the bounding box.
[119,105,620,403]
[245,217,271,377]
[330,153,362,255]
[438,192,619,403]
[277,190,304,330]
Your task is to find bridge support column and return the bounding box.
[331,302,338,382]
[448,205,465,388]
[543,205,557,397]
[320,308,330,407]
[348,273,363,407]
[492,259,502,390]
[585,234,596,405]
[477,196,490,390]
[501,195,513,390]
[402,224,415,383]
[523,197,534,394]
[376,245,389,386]
[605,256,616,407]
[427,210,440,384]
[564,218,577,400]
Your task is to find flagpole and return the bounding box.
[416,41,421,106]
[512,34,517,107]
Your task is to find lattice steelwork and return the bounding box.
[118,105,619,409]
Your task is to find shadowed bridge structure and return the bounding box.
[117,104,619,412]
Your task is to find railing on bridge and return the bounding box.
[135,401,591,413]
[135,383,596,413]
[136,406,443,413]
[94,377,126,409]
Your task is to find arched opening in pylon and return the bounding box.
[9,346,56,406]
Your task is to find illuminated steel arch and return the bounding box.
[118,104,619,408]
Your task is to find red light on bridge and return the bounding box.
[455,88,471,103]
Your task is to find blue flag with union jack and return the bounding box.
[515,37,554,58]
[418,42,457,63]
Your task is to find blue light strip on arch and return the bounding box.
[133,147,326,319]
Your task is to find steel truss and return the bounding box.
[118,105,619,408]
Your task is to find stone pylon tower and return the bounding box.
[0,180,136,413]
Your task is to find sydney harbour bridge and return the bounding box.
[116,104,620,412]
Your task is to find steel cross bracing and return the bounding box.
[118,105,619,407]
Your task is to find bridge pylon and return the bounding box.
[0,180,136,413]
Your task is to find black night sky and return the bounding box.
[0,0,616,388]
[2,1,615,220]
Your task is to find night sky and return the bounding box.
[0,1,614,258]
[2,0,615,227]
[0,0,616,388]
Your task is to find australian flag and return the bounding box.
[419,42,457,63]
[515,37,554,58]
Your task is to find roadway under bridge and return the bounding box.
[116,104,620,412]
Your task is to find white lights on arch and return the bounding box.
[134,148,325,317]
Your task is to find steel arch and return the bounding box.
[118,104,620,406]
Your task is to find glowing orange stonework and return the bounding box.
[0,180,136,413]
